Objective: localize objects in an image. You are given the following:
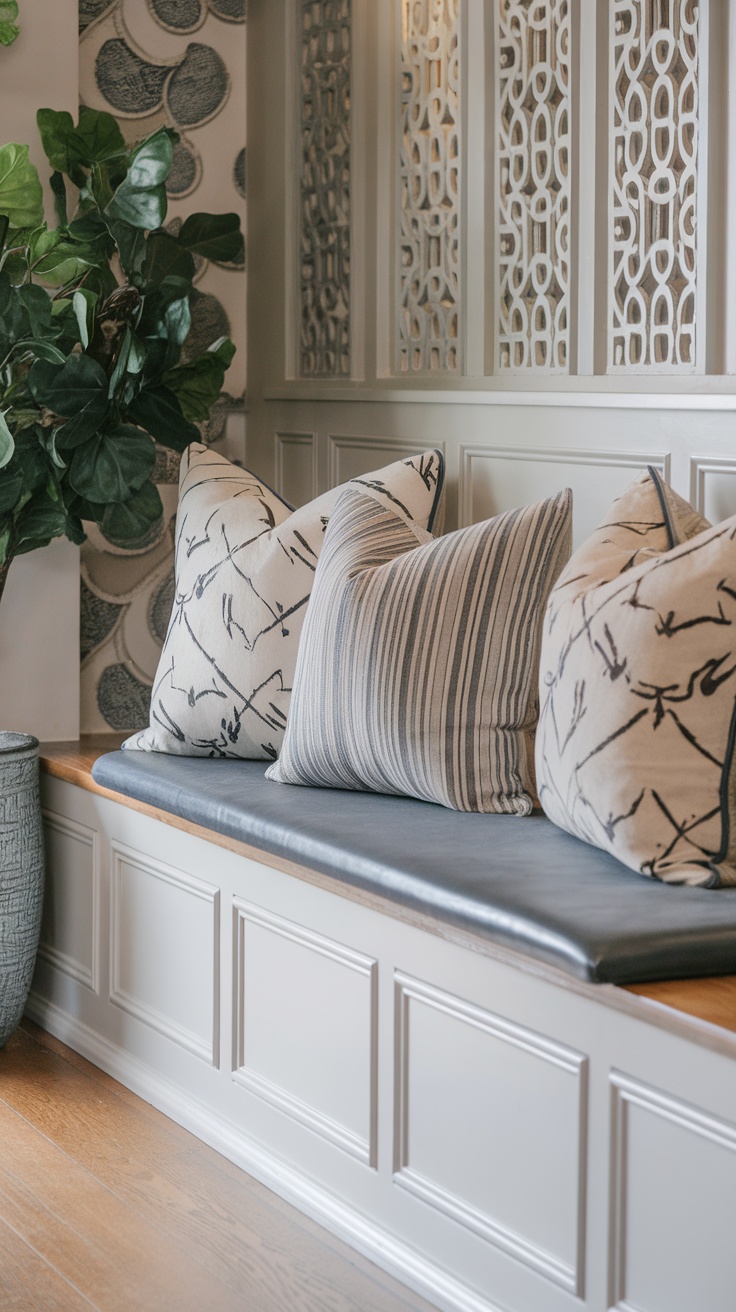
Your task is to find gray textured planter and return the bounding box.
[0,733,44,1048]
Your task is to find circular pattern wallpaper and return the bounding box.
[79,0,247,734]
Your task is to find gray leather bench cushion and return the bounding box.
[91,751,736,984]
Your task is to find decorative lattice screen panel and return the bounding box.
[397,0,462,373]
[299,0,352,378]
[497,0,571,373]
[609,0,701,372]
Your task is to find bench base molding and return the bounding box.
[33,773,736,1312]
[25,993,488,1312]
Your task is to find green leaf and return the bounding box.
[36,110,82,182]
[0,251,28,285]
[33,241,102,288]
[177,212,244,264]
[68,211,116,257]
[108,326,145,398]
[75,106,127,172]
[55,394,110,450]
[11,338,66,364]
[89,161,115,213]
[108,219,147,281]
[29,352,108,415]
[100,480,163,548]
[163,337,236,421]
[78,265,118,302]
[37,106,127,188]
[127,129,175,189]
[0,214,8,250]
[107,181,168,232]
[73,290,91,348]
[144,231,195,292]
[17,280,55,336]
[64,513,87,546]
[7,426,49,496]
[0,0,19,46]
[37,425,66,470]
[163,296,191,348]
[126,384,199,452]
[70,423,155,503]
[0,144,44,229]
[50,170,68,226]
[13,489,67,555]
[0,409,14,468]
[106,129,175,231]
[0,467,22,515]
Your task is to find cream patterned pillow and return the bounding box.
[124,443,445,759]
[267,485,572,812]
[535,467,736,887]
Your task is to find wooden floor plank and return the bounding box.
[0,1105,254,1312]
[0,1214,98,1312]
[0,1024,433,1312]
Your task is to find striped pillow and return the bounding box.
[267,485,572,813]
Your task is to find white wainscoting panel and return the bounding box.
[274,431,318,506]
[609,1072,736,1312]
[110,843,220,1066]
[689,456,736,522]
[460,445,670,544]
[39,810,99,991]
[233,899,378,1166]
[328,434,446,488]
[394,973,587,1295]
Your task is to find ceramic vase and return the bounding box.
[0,733,44,1047]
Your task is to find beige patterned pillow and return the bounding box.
[123,444,445,759]
[268,485,572,812]
[535,467,736,886]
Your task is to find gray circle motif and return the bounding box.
[79,0,115,32]
[182,289,231,362]
[165,43,229,127]
[148,0,204,31]
[98,666,152,731]
[95,39,169,115]
[167,139,202,197]
[149,572,176,644]
[81,582,122,660]
[233,147,246,199]
[209,0,246,20]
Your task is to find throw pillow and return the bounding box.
[123,443,445,759]
[535,466,736,887]
[267,484,572,813]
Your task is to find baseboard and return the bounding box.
[25,992,503,1312]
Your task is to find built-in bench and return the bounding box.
[31,739,736,1312]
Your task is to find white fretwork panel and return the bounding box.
[398,0,462,374]
[609,0,700,372]
[497,0,570,372]
[299,0,352,378]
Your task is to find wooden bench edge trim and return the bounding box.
[39,742,736,1057]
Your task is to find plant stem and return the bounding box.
[0,558,10,607]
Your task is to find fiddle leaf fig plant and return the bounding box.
[0,1,20,46]
[0,106,242,601]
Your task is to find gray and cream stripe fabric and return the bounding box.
[123,443,445,760]
[268,485,572,813]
